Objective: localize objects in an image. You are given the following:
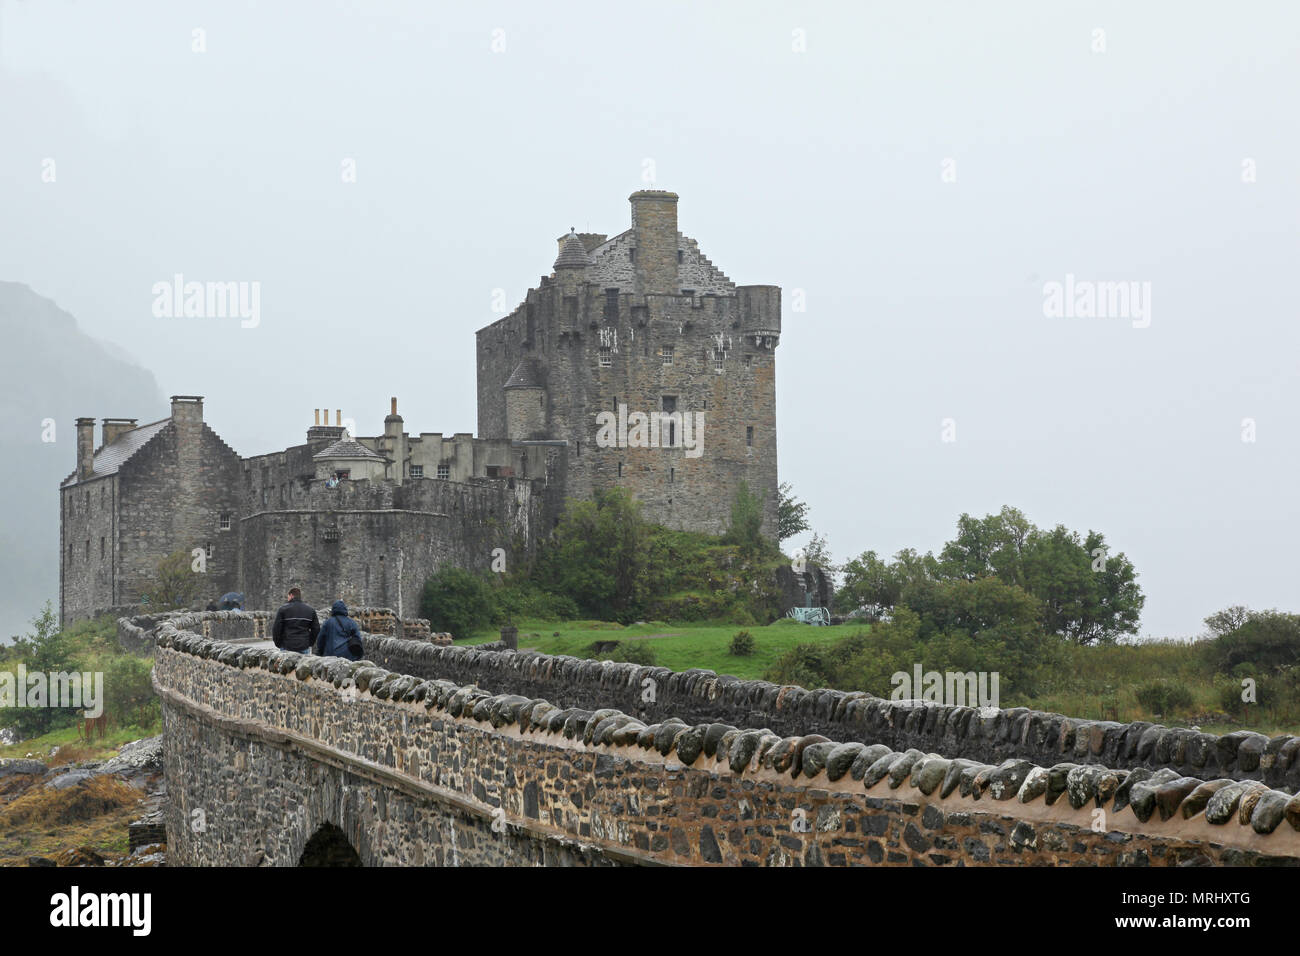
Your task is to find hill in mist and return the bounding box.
[0,281,163,637]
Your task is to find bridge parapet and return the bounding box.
[149,618,1300,866]
[360,636,1300,793]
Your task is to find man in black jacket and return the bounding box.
[272,587,320,653]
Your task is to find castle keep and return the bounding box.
[59,191,782,623]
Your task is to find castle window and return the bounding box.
[100,537,105,559]
[629,247,636,262]
[598,347,612,367]
[662,346,674,366]
[100,486,105,505]
[437,464,449,480]
[746,426,754,452]
[85,540,89,560]
[603,288,619,321]
[68,543,73,565]
[677,250,684,263]
[576,441,581,458]
[617,462,623,478]
[520,456,527,478]
[335,470,350,481]
[261,489,268,505]
[219,513,232,531]
[669,467,675,484]
[410,465,424,479]
[713,349,725,372]
[207,542,214,561]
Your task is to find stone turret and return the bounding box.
[383,396,409,483]
[503,358,547,441]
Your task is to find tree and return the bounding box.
[1204,605,1250,639]
[419,567,494,638]
[537,488,650,621]
[777,482,810,541]
[722,481,766,553]
[837,550,903,620]
[153,549,203,609]
[802,532,836,583]
[2,601,76,739]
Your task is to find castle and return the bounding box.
[59,191,782,624]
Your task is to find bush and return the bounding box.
[1134,679,1195,717]
[419,568,494,639]
[597,641,657,666]
[729,631,755,656]
[1203,610,1300,673]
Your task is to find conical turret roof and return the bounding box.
[554,228,594,269]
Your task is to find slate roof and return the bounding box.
[503,358,544,390]
[60,419,171,487]
[313,437,385,459]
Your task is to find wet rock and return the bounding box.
[848,744,894,781]
[727,730,768,774]
[1152,777,1202,821]
[674,725,709,766]
[0,759,51,778]
[1018,766,1049,803]
[1248,790,1290,834]
[1045,763,1078,806]
[910,756,951,795]
[790,735,832,778]
[1204,780,1267,825]
[1237,781,1272,825]
[798,741,836,779]
[825,743,866,782]
[886,750,927,789]
[1180,779,1233,819]
[988,760,1035,801]
[940,759,981,798]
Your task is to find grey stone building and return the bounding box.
[59,191,781,623]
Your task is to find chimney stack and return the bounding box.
[314,409,321,426]
[170,395,204,424]
[75,418,95,481]
[390,397,398,417]
[101,418,138,446]
[628,190,680,295]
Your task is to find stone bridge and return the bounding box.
[133,611,1300,866]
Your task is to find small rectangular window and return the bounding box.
[746,426,754,447]
[410,465,424,478]
[599,346,612,367]
[662,345,674,366]
[219,513,232,531]
[713,349,725,372]
[437,464,449,480]
[100,537,105,559]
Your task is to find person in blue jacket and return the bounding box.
[315,600,364,660]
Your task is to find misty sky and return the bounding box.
[2,1,1297,639]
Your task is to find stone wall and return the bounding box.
[237,475,541,613]
[147,615,1300,866]
[360,639,1300,793]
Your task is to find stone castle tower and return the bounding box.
[476,190,781,537]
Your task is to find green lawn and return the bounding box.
[460,618,865,680]
[0,722,161,764]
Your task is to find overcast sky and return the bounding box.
[2,0,1296,639]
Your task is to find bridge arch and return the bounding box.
[299,823,362,867]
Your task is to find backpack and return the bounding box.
[345,619,364,659]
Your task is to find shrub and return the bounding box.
[729,631,755,656]
[419,567,494,639]
[598,641,657,666]
[1203,610,1300,673]
[1134,679,1195,717]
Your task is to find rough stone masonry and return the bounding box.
[141,611,1300,867]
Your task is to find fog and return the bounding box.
[2,0,1296,638]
